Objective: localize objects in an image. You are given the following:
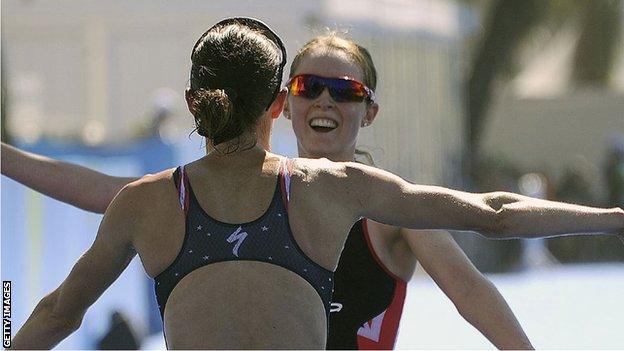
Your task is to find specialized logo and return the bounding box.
[226,226,249,257]
[357,310,386,342]
[330,302,343,313]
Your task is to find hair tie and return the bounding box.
[223,87,238,102]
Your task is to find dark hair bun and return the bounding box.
[188,22,282,150]
[190,88,236,143]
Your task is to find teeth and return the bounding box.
[310,118,338,128]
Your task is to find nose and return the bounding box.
[313,88,335,108]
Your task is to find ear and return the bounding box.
[282,97,292,120]
[361,102,379,127]
[268,88,288,119]
[185,87,195,116]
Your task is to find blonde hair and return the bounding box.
[289,32,377,90]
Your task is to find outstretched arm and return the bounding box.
[479,191,623,238]
[1,142,137,213]
[404,230,533,349]
[12,183,140,349]
[344,162,624,239]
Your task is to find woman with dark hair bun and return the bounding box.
[9,18,624,349]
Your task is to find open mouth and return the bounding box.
[309,118,338,133]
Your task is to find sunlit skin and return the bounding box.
[282,47,536,348]
[2,49,535,349]
[283,50,379,162]
[10,37,624,350]
[284,50,420,279]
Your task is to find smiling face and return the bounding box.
[284,49,378,161]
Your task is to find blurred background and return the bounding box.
[1,0,623,348]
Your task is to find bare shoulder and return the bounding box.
[124,168,175,192]
[290,157,336,180]
[111,168,177,215]
[290,158,372,182]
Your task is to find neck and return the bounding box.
[204,142,268,163]
[205,131,264,155]
[204,114,274,155]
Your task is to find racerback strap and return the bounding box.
[173,166,190,215]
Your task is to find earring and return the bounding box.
[362,121,370,127]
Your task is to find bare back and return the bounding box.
[131,152,349,349]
